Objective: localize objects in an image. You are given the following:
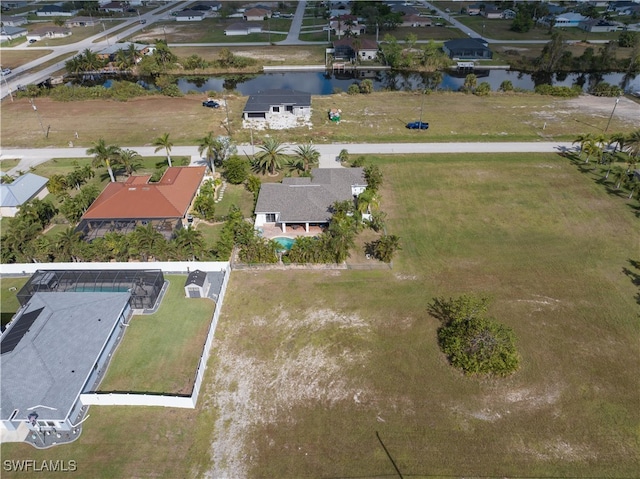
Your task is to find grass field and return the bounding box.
[0,49,53,70]
[2,92,638,149]
[2,152,637,478]
[98,276,215,394]
[0,277,28,329]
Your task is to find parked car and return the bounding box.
[406,121,429,130]
[28,39,37,43]
[1,68,11,76]
[202,100,220,108]
[139,19,146,24]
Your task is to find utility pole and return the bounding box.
[29,98,46,135]
[604,96,620,133]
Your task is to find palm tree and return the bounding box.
[87,138,120,182]
[152,132,173,167]
[611,166,627,189]
[293,144,320,173]
[56,226,83,262]
[174,226,204,260]
[356,188,380,215]
[327,215,356,263]
[627,176,640,199]
[573,133,594,160]
[79,48,103,72]
[131,223,165,261]
[609,132,628,154]
[114,49,131,71]
[253,137,286,176]
[118,148,141,176]
[625,130,640,161]
[582,140,600,164]
[197,132,217,174]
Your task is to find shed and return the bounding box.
[185,270,209,298]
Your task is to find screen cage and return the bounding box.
[17,270,165,310]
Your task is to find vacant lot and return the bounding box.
[1,92,638,149]
[4,152,637,478]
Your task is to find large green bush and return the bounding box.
[429,295,520,376]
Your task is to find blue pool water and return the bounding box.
[273,237,295,250]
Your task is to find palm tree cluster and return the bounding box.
[573,130,640,199]
[65,45,140,76]
[249,138,320,177]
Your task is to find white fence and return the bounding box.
[4,261,231,411]
[0,261,229,276]
[80,393,195,408]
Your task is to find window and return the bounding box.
[272,106,280,113]
[266,213,276,222]
[286,105,293,113]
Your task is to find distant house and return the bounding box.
[554,13,588,27]
[579,18,621,32]
[0,15,28,27]
[0,25,27,42]
[242,88,311,121]
[254,168,367,234]
[36,4,76,17]
[192,1,222,11]
[224,21,262,35]
[99,1,125,13]
[400,14,432,27]
[65,16,98,28]
[0,173,49,217]
[443,38,492,59]
[330,14,365,36]
[482,7,503,19]
[243,7,271,21]
[96,42,155,62]
[333,37,379,61]
[76,166,206,241]
[389,4,419,16]
[175,9,206,21]
[1,1,27,9]
[26,27,72,42]
[467,4,481,15]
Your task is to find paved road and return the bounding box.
[0,142,576,175]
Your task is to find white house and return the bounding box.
[242,88,311,121]
[243,7,271,21]
[554,12,588,27]
[0,25,27,42]
[0,15,28,27]
[224,21,263,35]
[0,173,49,217]
[36,5,76,17]
[254,168,367,234]
[175,9,206,21]
[26,27,72,42]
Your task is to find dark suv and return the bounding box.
[202,100,220,108]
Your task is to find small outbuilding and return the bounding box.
[184,269,226,301]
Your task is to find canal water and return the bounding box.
[175,69,640,95]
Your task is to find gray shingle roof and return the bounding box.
[0,292,130,422]
[186,269,207,287]
[243,89,311,114]
[255,167,366,223]
[0,173,48,207]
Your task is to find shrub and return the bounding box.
[347,83,361,95]
[224,156,249,184]
[499,80,514,92]
[474,82,491,96]
[429,295,520,376]
[534,84,581,97]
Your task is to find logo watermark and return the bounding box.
[3,460,77,473]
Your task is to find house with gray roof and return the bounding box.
[0,173,49,217]
[0,25,27,42]
[0,292,132,435]
[36,4,76,16]
[242,88,311,122]
[0,15,28,27]
[254,167,367,234]
[443,38,492,60]
[224,21,263,35]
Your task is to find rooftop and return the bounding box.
[255,168,366,223]
[0,292,130,422]
[243,89,311,114]
[81,166,206,220]
[0,173,48,207]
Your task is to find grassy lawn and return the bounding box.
[195,221,224,245]
[2,92,638,149]
[98,276,215,394]
[0,159,21,173]
[208,152,639,478]
[0,36,27,48]
[0,277,28,329]
[1,152,638,477]
[0,49,53,69]
[213,182,254,218]
[170,45,328,67]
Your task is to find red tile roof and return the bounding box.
[82,166,206,220]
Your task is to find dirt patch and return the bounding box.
[533,95,640,127]
[205,308,371,479]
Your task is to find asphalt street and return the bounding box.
[0,142,576,175]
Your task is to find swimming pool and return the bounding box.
[273,237,295,250]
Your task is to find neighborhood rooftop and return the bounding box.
[243,89,311,115]
[0,173,48,207]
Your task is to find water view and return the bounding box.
[175,70,640,96]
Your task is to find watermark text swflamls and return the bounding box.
[3,460,77,472]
